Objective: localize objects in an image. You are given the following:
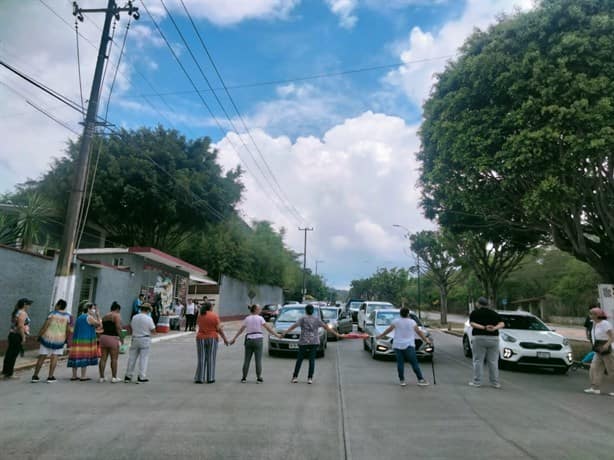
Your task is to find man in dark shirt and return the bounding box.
[469,297,504,389]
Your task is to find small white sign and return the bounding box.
[598,284,614,319]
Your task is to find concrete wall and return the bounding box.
[217,275,283,318]
[0,246,57,340]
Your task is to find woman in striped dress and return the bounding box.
[67,303,101,381]
[194,302,229,384]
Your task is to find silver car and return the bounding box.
[268,305,328,357]
[363,309,434,360]
[321,306,353,340]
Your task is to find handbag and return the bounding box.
[593,340,612,355]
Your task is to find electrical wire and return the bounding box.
[178,0,305,224]
[159,0,304,225]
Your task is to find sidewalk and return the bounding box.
[8,319,244,375]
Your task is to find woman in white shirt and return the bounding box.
[376,307,432,387]
[230,304,281,383]
[584,307,614,395]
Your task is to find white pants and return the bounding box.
[125,337,151,379]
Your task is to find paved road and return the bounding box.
[1,328,613,460]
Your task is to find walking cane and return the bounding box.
[426,344,436,384]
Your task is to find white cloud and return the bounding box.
[384,0,535,107]
[215,110,434,287]
[325,0,359,28]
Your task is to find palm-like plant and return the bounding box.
[7,192,56,250]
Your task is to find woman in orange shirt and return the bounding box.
[194,302,228,384]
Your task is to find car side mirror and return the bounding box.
[549,326,556,332]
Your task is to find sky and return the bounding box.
[0,0,534,289]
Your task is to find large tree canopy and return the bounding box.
[419,0,614,281]
[34,126,243,251]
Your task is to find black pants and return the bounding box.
[293,344,318,379]
[2,332,23,377]
[185,314,196,331]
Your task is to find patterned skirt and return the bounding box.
[67,337,99,367]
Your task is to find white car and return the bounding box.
[462,310,573,373]
[357,301,394,332]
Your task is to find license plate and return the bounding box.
[537,351,550,359]
[289,343,298,349]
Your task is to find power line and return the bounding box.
[159,0,304,225]
[178,0,305,224]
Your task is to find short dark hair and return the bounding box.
[305,304,314,315]
[55,299,67,310]
[249,304,259,314]
[200,301,213,315]
[477,297,489,307]
[400,307,410,318]
[110,301,121,311]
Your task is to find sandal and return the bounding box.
[70,377,79,381]
[79,378,92,382]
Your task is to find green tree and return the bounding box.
[0,192,56,250]
[419,0,614,281]
[410,230,459,325]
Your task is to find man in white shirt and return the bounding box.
[185,299,197,331]
[124,303,156,383]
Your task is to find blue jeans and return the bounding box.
[394,346,424,381]
[293,344,318,379]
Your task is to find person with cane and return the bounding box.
[376,307,431,387]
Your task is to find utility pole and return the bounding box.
[299,227,313,301]
[52,1,139,312]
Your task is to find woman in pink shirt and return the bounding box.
[230,304,281,383]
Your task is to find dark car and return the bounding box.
[261,304,281,322]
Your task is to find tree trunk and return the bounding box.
[439,287,448,325]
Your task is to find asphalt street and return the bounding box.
[1,328,613,460]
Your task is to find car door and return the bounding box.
[338,309,352,333]
[358,303,367,331]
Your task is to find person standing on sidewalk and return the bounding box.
[185,299,197,332]
[99,302,124,383]
[229,304,282,383]
[194,302,229,384]
[584,307,614,395]
[2,298,33,379]
[284,304,344,384]
[67,303,101,381]
[376,307,431,387]
[31,299,72,383]
[469,296,504,389]
[124,303,156,383]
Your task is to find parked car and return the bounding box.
[462,310,574,373]
[321,306,353,340]
[346,299,365,323]
[357,301,394,332]
[363,309,434,360]
[260,304,281,322]
[268,304,327,357]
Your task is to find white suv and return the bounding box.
[357,301,394,332]
[462,310,573,373]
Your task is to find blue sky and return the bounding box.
[0,0,533,289]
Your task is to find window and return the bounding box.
[79,277,98,304]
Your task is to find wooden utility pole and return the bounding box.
[299,227,313,301]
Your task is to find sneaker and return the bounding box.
[608,392,614,397]
[46,376,57,383]
[400,381,407,387]
[468,381,481,387]
[31,375,40,383]
[291,377,298,384]
[257,378,263,384]
[241,378,247,383]
[111,377,121,383]
[491,383,502,389]
[584,388,601,394]
[98,377,105,383]
[124,376,131,383]
[137,377,149,383]
[417,380,430,386]
[307,378,313,384]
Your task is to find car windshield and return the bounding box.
[367,303,392,314]
[500,315,549,331]
[376,311,400,326]
[263,305,276,311]
[321,308,338,320]
[349,302,362,310]
[276,308,305,322]
[409,313,423,327]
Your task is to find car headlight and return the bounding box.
[502,348,514,359]
[562,338,569,346]
[501,332,517,343]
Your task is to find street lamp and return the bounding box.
[392,224,422,319]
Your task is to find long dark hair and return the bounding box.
[11,298,32,318]
[200,302,213,316]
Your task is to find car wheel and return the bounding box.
[268,349,275,357]
[553,367,569,375]
[317,346,325,358]
[462,335,472,358]
[370,339,377,360]
[363,339,369,351]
